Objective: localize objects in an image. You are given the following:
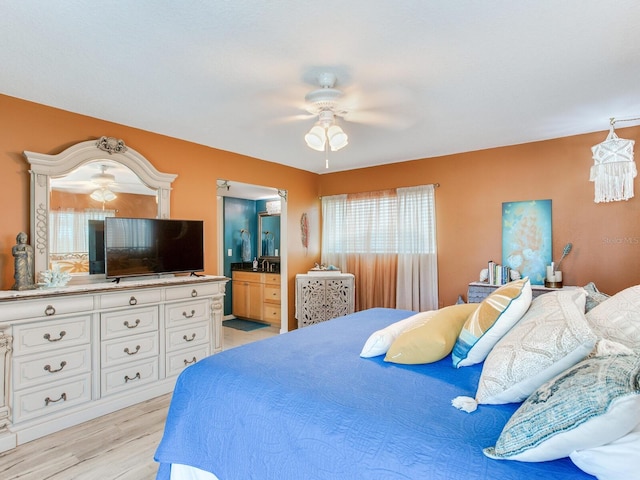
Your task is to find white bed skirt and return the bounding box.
[171,463,220,480]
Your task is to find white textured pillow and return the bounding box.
[570,423,640,480]
[484,354,640,462]
[476,289,596,404]
[586,285,640,351]
[360,311,437,357]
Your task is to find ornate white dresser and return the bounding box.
[0,275,227,453]
[295,273,355,328]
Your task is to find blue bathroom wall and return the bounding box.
[223,197,258,315]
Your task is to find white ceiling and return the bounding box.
[2,1,640,175]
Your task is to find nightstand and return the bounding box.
[467,282,574,303]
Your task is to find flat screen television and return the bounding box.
[104,217,204,279]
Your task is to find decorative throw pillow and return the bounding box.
[484,354,640,462]
[384,303,479,364]
[452,277,532,368]
[360,311,438,358]
[475,289,595,405]
[582,281,610,313]
[570,423,640,480]
[586,285,640,351]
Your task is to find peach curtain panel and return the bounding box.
[321,185,437,312]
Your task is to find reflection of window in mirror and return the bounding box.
[258,212,281,258]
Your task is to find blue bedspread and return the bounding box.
[155,308,593,480]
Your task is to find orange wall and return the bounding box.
[319,129,640,305]
[51,190,158,218]
[2,93,639,320]
[0,94,321,330]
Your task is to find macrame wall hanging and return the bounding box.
[590,117,638,203]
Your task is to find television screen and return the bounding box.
[105,217,204,279]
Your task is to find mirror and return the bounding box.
[24,136,177,281]
[258,212,280,258]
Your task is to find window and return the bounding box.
[322,185,438,311]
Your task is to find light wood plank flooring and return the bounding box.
[0,324,279,480]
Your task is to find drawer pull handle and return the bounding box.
[43,331,66,342]
[44,361,67,373]
[182,309,196,319]
[183,333,196,342]
[129,296,138,306]
[191,289,198,297]
[124,372,141,383]
[184,356,197,366]
[44,305,56,316]
[45,392,67,406]
[124,345,141,356]
[124,319,141,329]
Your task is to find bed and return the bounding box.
[154,305,601,480]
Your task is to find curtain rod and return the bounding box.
[319,183,440,199]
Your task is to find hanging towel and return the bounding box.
[265,232,275,256]
[241,230,251,262]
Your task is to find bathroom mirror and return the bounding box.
[24,137,177,280]
[258,212,281,258]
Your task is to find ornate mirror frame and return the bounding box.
[24,136,177,277]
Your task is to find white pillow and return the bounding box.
[570,423,640,480]
[476,289,595,404]
[484,354,640,462]
[586,285,640,351]
[452,277,532,368]
[360,311,437,357]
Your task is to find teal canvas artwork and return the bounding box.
[502,199,552,285]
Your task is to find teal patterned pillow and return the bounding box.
[484,354,640,462]
[583,282,610,313]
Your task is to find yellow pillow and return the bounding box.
[384,303,480,364]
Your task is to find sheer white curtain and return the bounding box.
[396,185,438,311]
[49,208,115,253]
[321,185,437,312]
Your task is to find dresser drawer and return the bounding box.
[264,286,281,303]
[99,289,162,309]
[166,324,210,352]
[13,316,92,356]
[13,345,92,391]
[166,345,210,377]
[166,299,210,326]
[101,331,159,368]
[101,306,159,340]
[165,282,221,301]
[101,358,159,397]
[13,374,91,423]
[1,295,94,322]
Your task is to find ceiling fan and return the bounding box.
[302,72,350,153]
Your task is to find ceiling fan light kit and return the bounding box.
[90,165,117,203]
[302,72,350,161]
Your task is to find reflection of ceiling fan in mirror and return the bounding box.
[50,160,157,196]
[89,165,118,202]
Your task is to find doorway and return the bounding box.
[216,180,288,334]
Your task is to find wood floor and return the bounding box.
[0,324,279,480]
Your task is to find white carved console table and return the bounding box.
[295,273,355,328]
[0,275,227,453]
